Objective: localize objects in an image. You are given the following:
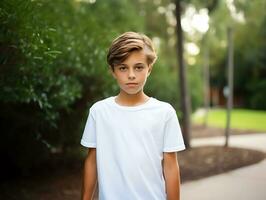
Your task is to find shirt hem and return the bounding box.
[81,139,96,148]
[163,145,186,152]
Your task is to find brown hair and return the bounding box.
[107,32,157,70]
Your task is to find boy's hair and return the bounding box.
[107,32,157,70]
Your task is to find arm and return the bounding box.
[82,148,97,200]
[163,152,181,200]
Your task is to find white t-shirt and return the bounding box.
[81,96,185,200]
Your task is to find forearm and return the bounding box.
[163,152,181,200]
[82,148,97,200]
[164,163,181,200]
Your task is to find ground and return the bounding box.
[191,124,266,138]
[0,126,265,200]
[179,145,265,183]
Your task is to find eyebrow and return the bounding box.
[119,62,145,66]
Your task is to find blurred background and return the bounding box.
[0,0,265,199]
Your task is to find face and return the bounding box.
[111,50,152,95]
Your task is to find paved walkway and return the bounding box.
[181,133,266,200]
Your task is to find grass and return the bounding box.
[192,108,266,131]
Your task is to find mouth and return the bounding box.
[126,83,138,87]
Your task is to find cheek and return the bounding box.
[115,75,126,84]
[113,72,123,79]
[140,72,149,79]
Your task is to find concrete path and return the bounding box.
[191,133,266,152]
[181,133,266,200]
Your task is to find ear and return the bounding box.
[147,65,153,77]
[109,66,117,79]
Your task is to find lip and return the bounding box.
[126,83,138,85]
[126,83,138,87]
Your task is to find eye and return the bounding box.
[135,66,144,71]
[118,66,127,71]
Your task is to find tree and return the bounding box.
[0,0,145,174]
[174,0,191,148]
[225,26,234,147]
[207,0,266,109]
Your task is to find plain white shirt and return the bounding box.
[81,96,185,200]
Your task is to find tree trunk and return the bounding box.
[225,26,234,147]
[175,0,191,148]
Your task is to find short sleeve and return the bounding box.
[80,108,97,148]
[163,107,186,152]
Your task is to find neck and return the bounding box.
[115,90,150,106]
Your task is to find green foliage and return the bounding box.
[188,66,203,111]
[198,0,266,109]
[0,0,207,174]
[233,1,266,109]
[146,60,181,114]
[0,0,144,174]
[248,80,266,110]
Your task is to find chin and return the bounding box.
[125,91,140,95]
[122,89,142,95]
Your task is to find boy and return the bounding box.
[81,32,185,200]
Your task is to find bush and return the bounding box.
[0,0,144,175]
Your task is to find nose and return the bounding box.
[128,68,136,80]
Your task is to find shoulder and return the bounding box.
[150,97,178,119]
[89,96,113,112]
[152,97,176,112]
